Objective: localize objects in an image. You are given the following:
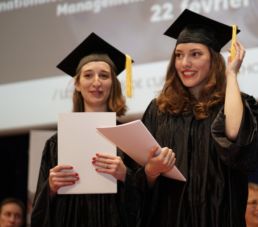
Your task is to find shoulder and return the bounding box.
[146,98,158,112]
[143,98,157,117]
[150,98,157,106]
[241,93,258,112]
[42,133,58,156]
[241,92,257,103]
[142,98,162,132]
[46,133,58,146]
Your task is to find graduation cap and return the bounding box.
[164,9,240,52]
[57,32,133,97]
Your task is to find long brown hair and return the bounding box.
[157,47,226,120]
[72,54,127,116]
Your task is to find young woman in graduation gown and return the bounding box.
[31,33,140,227]
[137,9,258,227]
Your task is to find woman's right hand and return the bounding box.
[48,165,79,194]
[145,146,176,179]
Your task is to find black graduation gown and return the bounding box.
[139,94,258,227]
[31,134,140,227]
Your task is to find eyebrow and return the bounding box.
[82,69,110,73]
[248,199,258,203]
[175,48,203,52]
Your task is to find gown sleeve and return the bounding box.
[117,150,143,227]
[211,94,258,172]
[136,99,166,227]
[120,100,158,195]
[116,120,145,226]
[31,134,58,227]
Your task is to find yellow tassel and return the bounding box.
[230,25,237,61]
[125,54,132,97]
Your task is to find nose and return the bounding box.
[182,56,192,68]
[9,214,16,223]
[254,204,258,215]
[92,75,101,86]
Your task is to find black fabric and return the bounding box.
[31,133,141,227]
[164,9,240,52]
[139,94,258,227]
[56,32,131,77]
[0,134,29,227]
[0,134,28,203]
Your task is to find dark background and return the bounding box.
[0,134,29,225]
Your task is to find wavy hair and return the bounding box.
[72,54,127,116]
[157,47,226,120]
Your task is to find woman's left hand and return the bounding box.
[92,153,127,182]
[226,40,245,76]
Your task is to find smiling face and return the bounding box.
[75,61,113,112]
[0,203,23,227]
[175,43,211,98]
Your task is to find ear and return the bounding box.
[75,82,81,92]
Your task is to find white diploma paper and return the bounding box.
[97,120,186,181]
[58,112,117,194]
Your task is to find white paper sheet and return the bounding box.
[97,120,186,181]
[58,112,117,194]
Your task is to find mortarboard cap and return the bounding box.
[57,32,132,76]
[57,32,133,97]
[164,9,240,52]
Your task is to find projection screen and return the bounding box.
[0,0,258,134]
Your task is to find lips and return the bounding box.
[90,90,103,97]
[181,70,195,78]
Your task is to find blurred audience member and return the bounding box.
[0,197,25,227]
[246,173,258,227]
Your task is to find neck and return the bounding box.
[84,104,108,112]
[189,87,200,100]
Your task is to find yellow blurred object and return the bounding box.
[125,54,132,97]
[230,25,237,61]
